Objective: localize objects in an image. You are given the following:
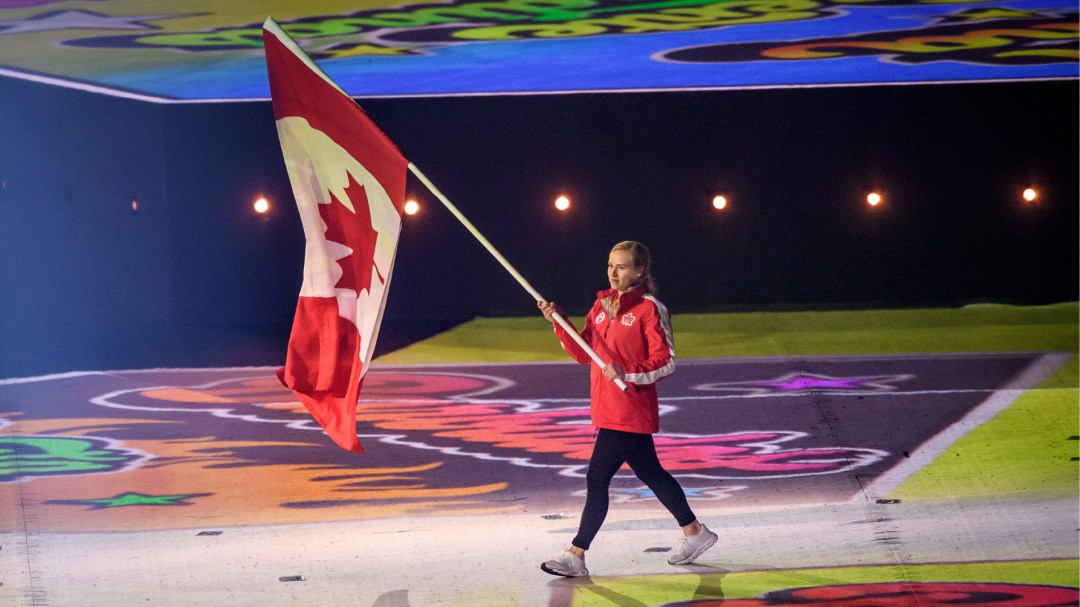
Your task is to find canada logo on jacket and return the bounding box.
[620,312,637,327]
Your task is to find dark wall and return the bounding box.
[369,83,1079,315]
[0,78,173,375]
[1,77,1077,376]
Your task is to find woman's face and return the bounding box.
[608,249,641,293]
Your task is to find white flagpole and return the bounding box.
[409,163,629,392]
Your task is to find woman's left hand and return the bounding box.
[602,364,625,381]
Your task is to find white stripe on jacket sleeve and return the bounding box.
[623,294,675,385]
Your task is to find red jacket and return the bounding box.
[553,288,675,434]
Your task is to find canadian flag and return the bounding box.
[263,18,407,453]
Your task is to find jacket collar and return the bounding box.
[597,287,645,316]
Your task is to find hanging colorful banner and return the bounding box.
[0,0,1075,100]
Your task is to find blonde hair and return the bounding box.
[611,240,656,295]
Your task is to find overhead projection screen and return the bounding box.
[0,0,1075,101]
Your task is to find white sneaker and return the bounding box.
[668,524,718,565]
[541,550,589,577]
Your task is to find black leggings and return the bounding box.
[572,428,696,550]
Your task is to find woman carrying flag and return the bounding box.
[537,240,717,577]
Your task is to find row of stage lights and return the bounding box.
[247,188,1043,217]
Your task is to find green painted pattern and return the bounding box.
[567,559,1079,605]
[890,354,1079,501]
[374,303,1078,364]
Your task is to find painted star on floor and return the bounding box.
[47,491,212,510]
[695,372,913,395]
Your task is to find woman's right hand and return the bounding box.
[537,301,562,323]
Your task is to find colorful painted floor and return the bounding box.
[1,351,1077,606]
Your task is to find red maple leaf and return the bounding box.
[318,171,383,295]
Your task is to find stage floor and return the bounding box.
[2,353,1077,606]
